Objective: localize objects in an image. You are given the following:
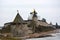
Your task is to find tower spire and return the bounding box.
[13,10,23,23]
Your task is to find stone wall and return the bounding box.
[10,23,33,37]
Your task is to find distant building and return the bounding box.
[1,10,55,37]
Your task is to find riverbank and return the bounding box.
[24,29,60,39]
[0,29,60,40]
[26,32,60,40]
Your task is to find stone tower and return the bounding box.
[11,10,25,37]
[32,9,38,21]
[29,9,38,33]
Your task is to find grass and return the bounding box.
[0,36,23,40]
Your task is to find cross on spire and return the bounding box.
[31,9,37,14]
[32,9,35,12]
[17,10,19,13]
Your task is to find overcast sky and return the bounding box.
[0,0,60,26]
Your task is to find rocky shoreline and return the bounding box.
[0,29,60,40]
[20,29,60,39]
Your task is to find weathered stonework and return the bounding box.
[3,10,54,37]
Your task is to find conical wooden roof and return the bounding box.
[13,13,23,23]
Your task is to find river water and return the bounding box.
[26,30,60,40]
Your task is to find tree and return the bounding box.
[50,22,52,25]
[56,22,58,28]
[42,18,46,22]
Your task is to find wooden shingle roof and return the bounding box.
[13,13,23,23]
